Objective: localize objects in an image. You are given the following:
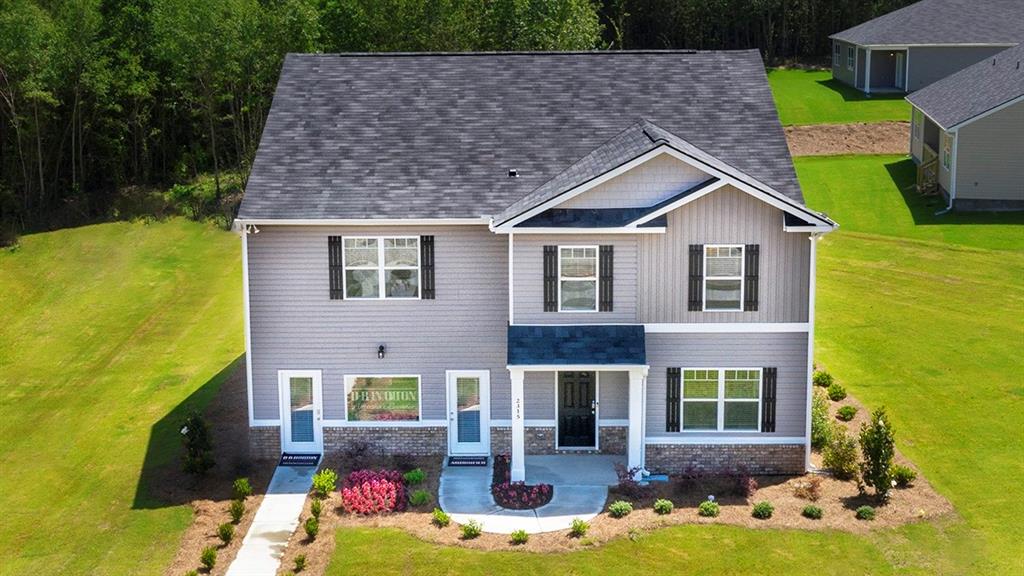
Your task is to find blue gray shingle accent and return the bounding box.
[507,325,647,366]
[830,0,1024,46]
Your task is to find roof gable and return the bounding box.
[830,0,1024,46]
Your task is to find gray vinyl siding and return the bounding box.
[513,370,628,422]
[246,224,509,421]
[599,371,629,420]
[523,371,555,419]
[637,185,810,323]
[645,332,809,438]
[910,107,924,161]
[907,46,1008,92]
[513,234,638,324]
[559,154,709,209]
[832,40,857,87]
[955,101,1024,202]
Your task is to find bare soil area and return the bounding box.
[786,121,909,156]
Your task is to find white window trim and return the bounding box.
[341,235,422,300]
[680,368,762,433]
[703,244,744,312]
[847,46,855,71]
[833,42,841,67]
[942,138,952,171]
[343,374,423,422]
[557,245,599,313]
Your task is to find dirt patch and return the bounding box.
[786,121,910,156]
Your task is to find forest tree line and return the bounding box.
[0,0,914,238]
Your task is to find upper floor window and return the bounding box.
[847,46,855,71]
[343,237,420,299]
[559,246,598,311]
[704,245,744,311]
[833,43,841,67]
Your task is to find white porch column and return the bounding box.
[510,367,526,481]
[865,48,873,95]
[627,367,647,479]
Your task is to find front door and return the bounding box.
[279,370,323,453]
[558,371,596,448]
[447,370,490,455]
[895,53,906,90]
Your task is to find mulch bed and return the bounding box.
[786,121,910,156]
[491,454,553,510]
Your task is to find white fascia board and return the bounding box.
[507,364,649,371]
[644,323,810,333]
[627,179,730,227]
[495,226,666,235]
[645,436,806,445]
[235,217,490,226]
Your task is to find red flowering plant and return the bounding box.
[490,454,554,510]
[340,469,407,514]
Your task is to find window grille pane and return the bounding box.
[385,269,419,298]
[724,402,758,430]
[384,238,419,266]
[706,279,742,310]
[683,402,717,430]
[725,377,759,399]
[346,269,379,298]
[344,239,379,267]
[560,280,596,310]
[683,377,717,399]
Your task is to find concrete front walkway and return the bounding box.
[226,465,315,576]
[438,455,621,534]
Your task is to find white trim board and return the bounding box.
[644,322,809,333]
[645,436,806,445]
[498,227,666,235]
[320,420,448,428]
[235,217,490,227]
[242,229,258,426]
[490,419,631,427]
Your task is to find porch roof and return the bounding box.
[507,325,646,366]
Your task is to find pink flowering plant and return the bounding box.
[340,469,407,514]
[490,454,553,510]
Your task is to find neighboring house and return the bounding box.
[907,44,1024,210]
[236,51,837,482]
[829,0,1023,94]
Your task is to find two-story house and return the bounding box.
[236,51,837,482]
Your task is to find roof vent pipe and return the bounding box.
[508,168,519,178]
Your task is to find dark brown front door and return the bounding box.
[558,371,596,447]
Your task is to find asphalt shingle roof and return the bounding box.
[507,325,646,366]
[830,0,1024,46]
[907,43,1024,129]
[239,51,803,221]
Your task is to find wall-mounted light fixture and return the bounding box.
[377,344,386,359]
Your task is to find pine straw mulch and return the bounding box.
[785,121,910,157]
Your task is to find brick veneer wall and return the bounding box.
[323,426,447,456]
[645,443,805,475]
[599,426,627,455]
[490,426,628,455]
[249,426,281,461]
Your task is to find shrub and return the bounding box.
[697,500,720,518]
[653,498,674,515]
[892,464,917,488]
[732,474,758,500]
[811,388,834,450]
[827,382,848,402]
[409,489,432,507]
[310,498,323,519]
[403,468,426,485]
[570,518,589,537]
[200,546,217,571]
[185,571,199,576]
[229,499,245,524]
[836,405,858,422]
[180,411,214,476]
[461,519,482,539]
[304,516,319,540]
[510,529,529,545]
[232,477,252,500]
[343,441,371,470]
[823,428,859,481]
[859,407,896,500]
[432,507,451,527]
[802,505,824,520]
[341,469,405,514]
[792,475,822,501]
[217,522,234,545]
[856,505,876,521]
[813,370,834,388]
[294,554,307,572]
[613,463,648,500]
[608,500,633,518]
[751,501,774,519]
[312,468,338,499]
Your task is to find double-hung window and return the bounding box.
[847,46,855,70]
[704,245,743,311]
[343,237,420,299]
[681,369,760,431]
[559,246,598,311]
[833,43,841,67]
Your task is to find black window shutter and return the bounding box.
[688,244,703,311]
[666,367,681,432]
[543,245,557,312]
[744,244,760,312]
[761,367,777,433]
[420,235,435,299]
[599,245,614,312]
[328,236,344,300]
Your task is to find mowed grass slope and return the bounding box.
[0,219,243,575]
[768,68,911,125]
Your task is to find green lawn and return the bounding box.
[0,219,243,575]
[768,68,911,125]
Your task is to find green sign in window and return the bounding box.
[347,376,420,421]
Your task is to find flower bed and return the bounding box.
[490,454,553,510]
[340,469,406,514]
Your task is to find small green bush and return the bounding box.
[310,498,322,519]
[229,499,245,524]
[403,468,426,485]
[892,464,917,488]
[304,516,319,540]
[461,519,482,539]
[570,518,589,537]
[836,405,858,421]
[811,388,834,450]
[232,477,252,500]
[409,489,432,507]
[294,554,307,572]
[181,412,214,476]
[608,500,633,518]
[217,522,234,545]
[827,382,847,401]
[184,571,199,576]
[823,428,859,480]
[510,529,529,545]
[697,500,720,517]
[860,407,896,500]
[200,546,217,570]
[312,468,338,499]
[812,370,834,388]
[802,505,824,519]
[653,498,674,515]
[751,501,774,519]
[856,505,876,520]
[431,507,451,527]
